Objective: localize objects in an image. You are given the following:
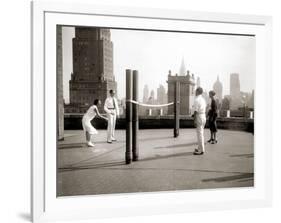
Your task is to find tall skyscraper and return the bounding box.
[157,84,168,115]
[157,84,167,104]
[143,84,149,103]
[230,73,241,109]
[149,90,155,103]
[230,73,240,97]
[213,76,223,102]
[68,27,117,112]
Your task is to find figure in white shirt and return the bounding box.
[104,89,119,143]
[82,99,108,147]
[192,87,207,155]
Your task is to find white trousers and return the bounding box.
[107,111,117,142]
[196,114,206,152]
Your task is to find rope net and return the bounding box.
[127,99,174,108]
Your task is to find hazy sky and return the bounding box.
[62,27,255,103]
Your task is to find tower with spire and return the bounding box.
[179,57,187,76]
[167,59,195,115]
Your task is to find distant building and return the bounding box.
[240,91,252,108]
[248,90,254,109]
[143,90,157,116]
[157,84,168,115]
[213,76,223,102]
[143,84,149,103]
[157,84,167,104]
[149,90,155,103]
[139,85,168,116]
[230,73,240,96]
[167,67,196,115]
[221,95,231,110]
[66,27,117,113]
[230,73,241,109]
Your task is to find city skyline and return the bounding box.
[62,27,255,103]
[140,72,252,101]
[141,71,253,110]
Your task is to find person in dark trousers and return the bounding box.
[207,90,218,144]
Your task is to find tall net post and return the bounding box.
[126,69,133,164]
[174,81,180,137]
[132,70,139,161]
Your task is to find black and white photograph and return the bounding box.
[57,25,255,197]
[1,0,279,222]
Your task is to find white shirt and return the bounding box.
[83,105,97,122]
[193,95,207,114]
[104,97,120,116]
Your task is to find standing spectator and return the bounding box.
[104,89,119,143]
[207,90,218,144]
[192,87,207,155]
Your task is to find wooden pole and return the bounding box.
[126,69,133,164]
[174,81,180,137]
[132,70,139,161]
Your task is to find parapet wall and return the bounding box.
[64,114,254,133]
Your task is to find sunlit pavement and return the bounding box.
[58,129,254,196]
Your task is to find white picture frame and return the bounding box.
[31,1,272,222]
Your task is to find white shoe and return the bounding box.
[87,142,95,147]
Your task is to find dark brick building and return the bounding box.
[67,27,117,113]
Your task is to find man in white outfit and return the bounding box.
[104,89,119,143]
[192,87,207,155]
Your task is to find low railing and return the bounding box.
[64,114,254,133]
